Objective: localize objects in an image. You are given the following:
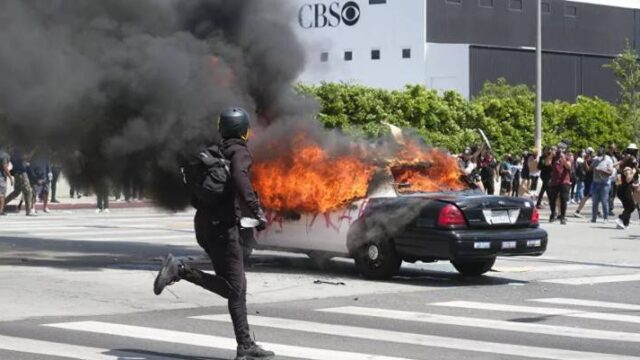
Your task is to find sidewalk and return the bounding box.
[5,195,153,212]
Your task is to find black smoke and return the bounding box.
[0,0,310,209]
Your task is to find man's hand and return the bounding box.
[255,208,268,232]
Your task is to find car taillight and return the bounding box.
[531,207,540,226]
[437,204,467,228]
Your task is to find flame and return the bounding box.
[390,148,466,193]
[252,132,466,214]
[252,135,375,213]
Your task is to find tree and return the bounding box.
[604,41,640,142]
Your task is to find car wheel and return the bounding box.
[451,257,496,276]
[308,252,334,270]
[354,239,402,280]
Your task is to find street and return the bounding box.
[0,207,639,359]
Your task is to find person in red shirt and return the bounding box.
[548,142,573,224]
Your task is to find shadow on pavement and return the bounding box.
[0,236,525,286]
[107,348,224,360]
[245,254,526,288]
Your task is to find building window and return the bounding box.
[445,0,462,5]
[369,0,386,4]
[344,51,353,61]
[320,52,329,62]
[565,5,577,17]
[542,1,551,13]
[479,0,493,8]
[371,49,380,60]
[509,0,522,11]
[402,48,411,59]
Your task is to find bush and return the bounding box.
[296,80,631,157]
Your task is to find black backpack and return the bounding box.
[182,145,231,206]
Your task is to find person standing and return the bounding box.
[28,155,51,214]
[478,149,496,195]
[528,149,540,198]
[574,147,595,218]
[0,149,12,216]
[50,162,61,203]
[5,148,34,216]
[615,155,638,229]
[574,150,586,205]
[590,146,614,224]
[96,180,110,213]
[153,107,274,360]
[548,144,572,224]
[499,154,513,196]
[536,147,553,209]
[607,144,620,216]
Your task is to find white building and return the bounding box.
[292,0,640,102]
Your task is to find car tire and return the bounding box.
[354,239,402,280]
[451,257,496,276]
[308,252,334,270]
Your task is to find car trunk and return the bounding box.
[449,195,535,229]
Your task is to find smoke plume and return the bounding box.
[0,0,311,209]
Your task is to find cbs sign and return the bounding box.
[298,1,361,29]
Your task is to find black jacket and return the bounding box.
[195,138,262,222]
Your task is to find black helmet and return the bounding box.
[219,107,250,139]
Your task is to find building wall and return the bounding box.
[425,43,470,97]
[469,46,618,102]
[427,0,637,56]
[292,0,426,89]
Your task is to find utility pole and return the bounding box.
[535,0,543,152]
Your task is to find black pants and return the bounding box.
[548,184,570,220]
[50,167,61,201]
[536,178,550,207]
[617,185,636,227]
[530,176,539,192]
[181,212,251,346]
[482,177,494,195]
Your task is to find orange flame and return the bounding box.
[252,135,375,213]
[252,133,467,213]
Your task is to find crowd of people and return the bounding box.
[459,141,640,229]
[0,148,145,216]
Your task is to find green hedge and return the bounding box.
[296,79,631,157]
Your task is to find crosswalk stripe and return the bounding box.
[319,306,640,343]
[530,298,640,311]
[24,229,190,238]
[193,314,640,360]
[7,233,192,243]
[541,273,640,285]
[45,321,414,360]
[0,334,178,360]
[433,301,640,324]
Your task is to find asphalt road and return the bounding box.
[0,206,639,359]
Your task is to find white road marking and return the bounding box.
[193,314,640,360]
[433,301,640,324]
[530,298,640,311]
[45,321,413,360]
[0,334,178,360]
[319,306,640,343]
[541,273,640,285]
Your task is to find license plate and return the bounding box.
[490,210,511,224]
[483,209,520,224]
[502,241,517,249]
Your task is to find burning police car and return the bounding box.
[247,143,547,279]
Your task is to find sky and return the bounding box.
[574,0,640,9]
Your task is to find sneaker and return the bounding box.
[96,209,102,214]
[536,204,544,210]
[616,219,626,229]
[549,215,556,223]
[26,212,37,217]
[602,219,608,224]
[43,208,50,213]
[589,219,597,223]
[153,253,182,295]
[560,218,567,225]
[103,209,110,214]
[573,211,583,218]
[50,199,60,203]
[236,342,275,360]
